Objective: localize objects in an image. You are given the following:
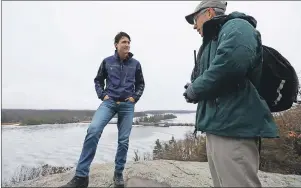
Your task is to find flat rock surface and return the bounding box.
[11,160,301,187]
[126,177,170,187]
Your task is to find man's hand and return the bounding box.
[104,95,110,100]
[126,97,135,103]
[183,83,198,104]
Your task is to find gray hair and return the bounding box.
[213,8,225,15]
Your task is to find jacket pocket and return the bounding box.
[107,65,121,86]
[126,66,136,83]
[215,90,244,123]
[195,100,218,131]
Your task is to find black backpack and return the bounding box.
[255,45,299,112]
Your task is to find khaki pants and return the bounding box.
[206,133,262,187]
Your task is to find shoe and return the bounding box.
[60,176,89,188]
[113,172,125,187]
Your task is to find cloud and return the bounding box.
[2,1,301,111]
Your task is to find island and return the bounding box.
[1,109,195,126]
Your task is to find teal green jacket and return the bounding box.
[190,12,279,138]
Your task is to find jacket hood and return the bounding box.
[225,11,257,28]
[203,11,257,39]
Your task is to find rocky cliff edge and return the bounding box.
[13,160,301,187]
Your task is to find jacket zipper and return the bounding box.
[215,98,219,115]
[206,40,220,116]
[118,60,124,86]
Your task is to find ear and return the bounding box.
[208,8,215,19]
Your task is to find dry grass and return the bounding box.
[136,105,301,175]
[2,164,73,186]
[133,149,153,161]
[152,133,207,162]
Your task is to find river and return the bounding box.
[2,113,196,184]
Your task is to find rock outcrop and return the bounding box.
[13,160,301,187]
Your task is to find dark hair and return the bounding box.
[114,31,131,44]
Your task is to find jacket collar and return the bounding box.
[202,11,258,40]
[114,50,134,61]
[202,15,227,40]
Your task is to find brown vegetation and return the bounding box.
[260,105,301,174]
[2,164,73,186]
[152,134,207,162]
[137,104,301,175]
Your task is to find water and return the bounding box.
[2,113,196,183]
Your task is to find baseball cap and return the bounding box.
[185,1,227,25]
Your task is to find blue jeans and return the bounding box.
[75,99,135,177]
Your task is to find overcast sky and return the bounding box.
[2,1,301,111]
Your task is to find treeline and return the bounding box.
[136,114,177,123]
[1,109,196,126]
[20,117,80,126]
[1,109,146,125]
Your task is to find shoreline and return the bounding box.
[1,110,196,127]
[1,121,194,127]
[1,122,21,126]
[1,121,91,126]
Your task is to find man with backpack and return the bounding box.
[183,1,281,187]
[61,31,145,188]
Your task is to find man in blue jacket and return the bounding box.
[61,32,145,188]
[183,1,278,187]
